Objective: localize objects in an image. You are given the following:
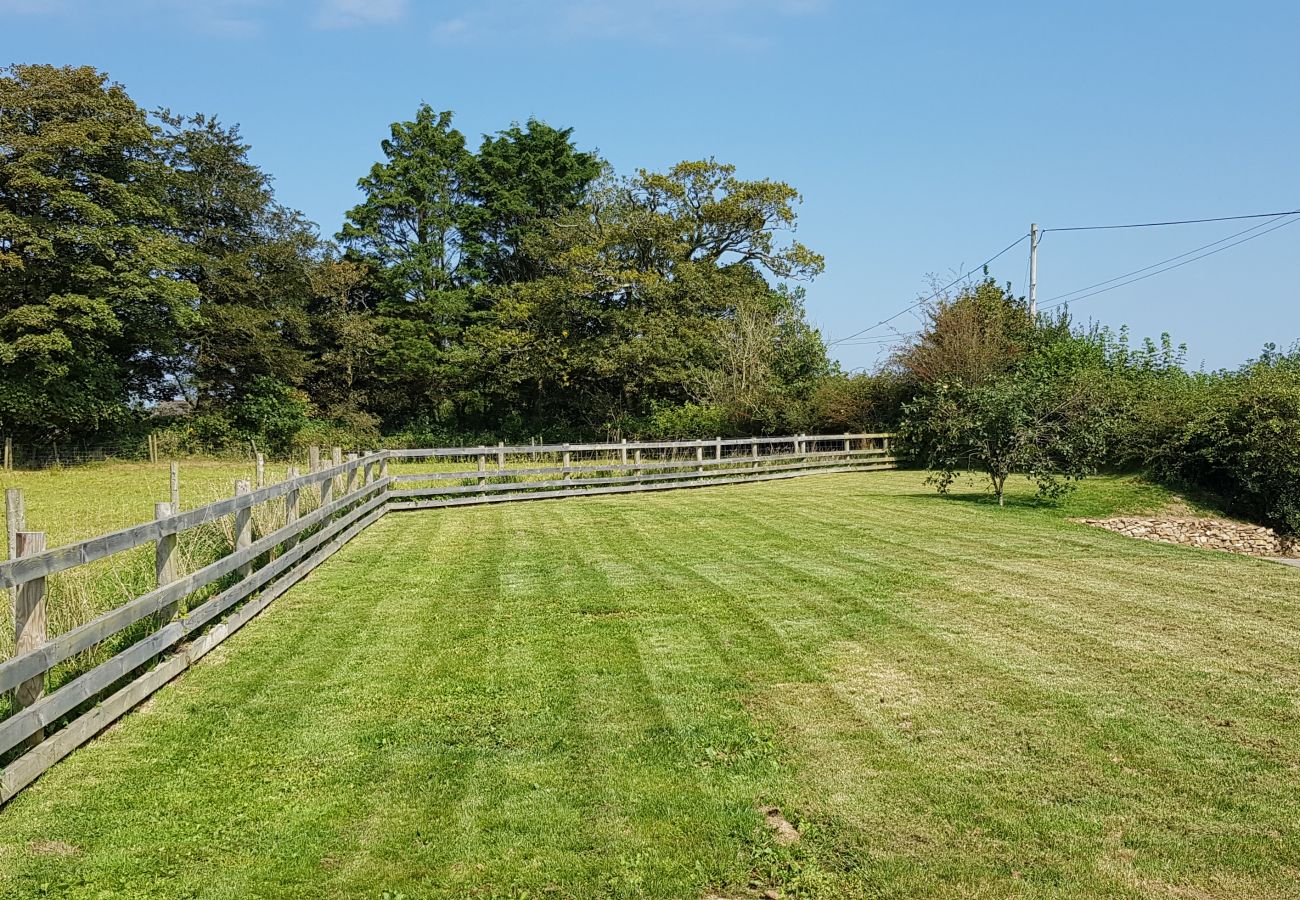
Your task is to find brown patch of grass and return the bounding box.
[27,840,78,857]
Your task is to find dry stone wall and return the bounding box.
[1080,517,1298,557]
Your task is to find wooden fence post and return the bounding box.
[255,453,266,488]
[715,435,723,461]
[234,480,252,578]
[284,465,300,552]
[308,445,320,474]
[170,462,180,510]
[844,437,851,453]
[634,447,642,477]
[4,436,12,471]
[696,442,704,473]
[379,455,389,483]
[752,439,759,470]
[478,447,487,488]
[13,530,47,750]
[155,501,179,623]
[6,487,24,561]
[319,462,333,508]
[620,439,628,467]
[345,453,359,496]
[563,445,571,482]
[497,442,506,470]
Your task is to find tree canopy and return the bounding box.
[1,69,833,447]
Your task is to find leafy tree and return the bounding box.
[889,274,1035,386]
[901,374,1105,506]
[229,376,310,454]
[0,64,196,440]
[338,105,477,427]
[157,112,318,407]
[703,282,830,431]
[305,256,384,432]
[340,105,473,301]
[468,160,828,433]
[465,119,602,285]
[632,159,824,279]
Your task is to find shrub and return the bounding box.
[1167,348,1300,533]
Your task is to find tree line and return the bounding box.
[880,276,1300,533]
[0,64,829,452]
[4,64,1297,533]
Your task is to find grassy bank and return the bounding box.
[0,472,1297,897]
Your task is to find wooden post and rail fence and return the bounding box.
[0,432,895,804]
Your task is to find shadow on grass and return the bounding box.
[896,491,1056,512]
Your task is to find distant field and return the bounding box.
[1,460,283,554]
[0,471,1298,898]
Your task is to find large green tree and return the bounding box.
[157,112,318,407]
[0,64,196,441]
[338,105,475,426]
[465,119,602,285]
[467,160,828,432]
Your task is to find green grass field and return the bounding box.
[1,460,297,553]
[0,471,1297,898]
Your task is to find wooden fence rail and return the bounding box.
[0,433,895,804]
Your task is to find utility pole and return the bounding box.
[1029,222,1039,318]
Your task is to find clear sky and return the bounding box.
[3,0,1297,371]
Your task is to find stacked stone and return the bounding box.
[1080,517,1298,558]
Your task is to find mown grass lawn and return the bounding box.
[0,471,1297,898]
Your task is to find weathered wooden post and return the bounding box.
[379,454,389,484]
[234,480,253,578]
[6,487,24,561]
[620,439,628,467]
[332,446,343,496]
[255,453,266,488]
[345,453,359,496]
[155,502,179,623]
[497,442,506,470]
[319,460,333,509]
[13,530,47,749]
[562,444,571,482]
[3,436,12,471]
[478,447,487,488]
[284,465,300,552]
[169,462,180,510]
[844,437,851,453]
[634,447,642,477]
[752,439,759,470]
[308,445,321,474]
[696,442,704,473]
[715,436,723,462]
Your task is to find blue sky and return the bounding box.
[3,0,1297,371]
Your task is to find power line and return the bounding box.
[1041,213,1300,311]
[1044,208,1300,233]
[1039,213,1297,306]
[826,232,1028,348]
